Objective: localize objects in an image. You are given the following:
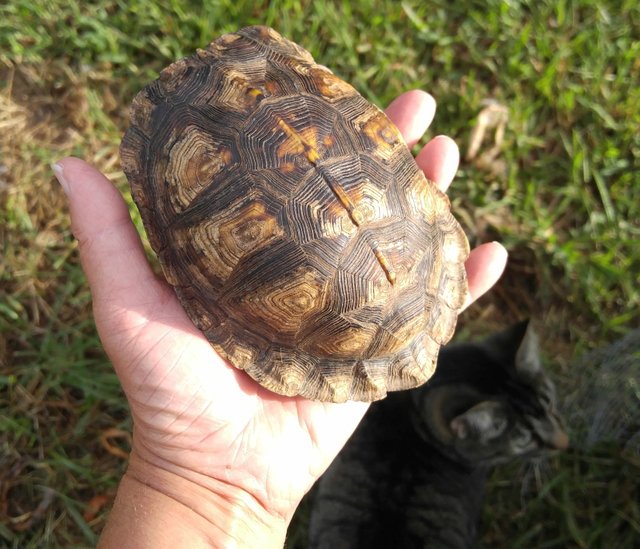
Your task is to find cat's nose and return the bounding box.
[551,429,569,450]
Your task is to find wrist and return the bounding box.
[99,450,288,548]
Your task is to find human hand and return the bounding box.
[53,90,507,547]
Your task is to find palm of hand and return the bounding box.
[59,90,506,521]
[97,277,366,517]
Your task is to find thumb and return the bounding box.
[53,157,239,399]
[52,157,170,319]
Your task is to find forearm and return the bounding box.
[99,452,288,549]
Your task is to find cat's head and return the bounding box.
[412,321,568,465]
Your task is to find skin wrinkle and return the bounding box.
[223,407,259,473]
[242,401,286,492]
[196,416,239,447]
[298,400,353,480]
[72,211,136,258]
[96,285,178,337]
[132,409,230,454]
[296,399,323,451]
[127,453,289,532]
[150,341,199,427]
[131,417,189,447]
[128,329,178,398]
[214,433,279,519]
[98,312,149,342]
[160,393,217,443]
[186,399,217,443]
[92,291,178,375]
[122,472,223,531]
[133,435,229,489]
[296,401,324,484]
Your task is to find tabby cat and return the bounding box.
[308,321,568,549]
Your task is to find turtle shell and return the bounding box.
[120,25,470,403]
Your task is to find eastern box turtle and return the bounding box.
[120,26,470,403]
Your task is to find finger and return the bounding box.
[462,242,508,310]
[385,90,436,148]
[53,157,166,310]
[415,135,460,193]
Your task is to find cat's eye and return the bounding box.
[450,403,509,444]
[490,416,508,438]
[513,428,533,449]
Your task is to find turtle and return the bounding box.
[119,25,470,403]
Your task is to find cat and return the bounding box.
[308,320,568,549]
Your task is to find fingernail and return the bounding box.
[51,162,70,195]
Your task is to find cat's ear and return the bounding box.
[450,401,509,443]
[484,320,542,376]
[515,321,542,377]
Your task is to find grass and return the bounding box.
[1,0,638,546]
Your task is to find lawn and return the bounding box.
[1,0,638,547]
